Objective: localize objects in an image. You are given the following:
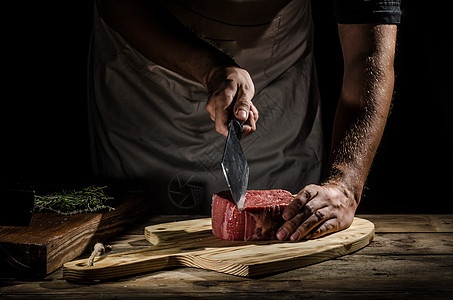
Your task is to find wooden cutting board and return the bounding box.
[0,189,146,278]
[63,217,374,282]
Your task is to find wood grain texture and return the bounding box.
[359,214,453,233]
[0,191,147,277]
[2,215,453,299]
[63,217,374,282]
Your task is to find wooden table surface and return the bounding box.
[1,214,452,299]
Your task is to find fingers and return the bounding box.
[242,103,259,137]
[288,207,333,241]
[276,188,326,241]
[276,186,314,241]
[305,218,341,239]
[206,83,236,136]
[233,84,254,122]
[233,82,257,137]
[206,89,258,137]
[205,67,257,137]
[282,186,317,221]
[276,184,356,242]
[214,93,232,137]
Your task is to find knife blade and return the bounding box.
[221,117,249,212]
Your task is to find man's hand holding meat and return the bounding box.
[277,24,398,240]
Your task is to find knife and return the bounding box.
[221,117,249,212]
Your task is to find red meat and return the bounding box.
[211,190,294,241]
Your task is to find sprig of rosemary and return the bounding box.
[34,185,115,215]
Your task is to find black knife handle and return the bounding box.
[229,117,243,140]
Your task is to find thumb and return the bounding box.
[233,89,252,122]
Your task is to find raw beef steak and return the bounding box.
[211,190,294,241]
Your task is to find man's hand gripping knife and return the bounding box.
[97,0,258,137]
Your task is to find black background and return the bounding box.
[2,0,452,213]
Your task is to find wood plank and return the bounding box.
[427,215,453,232]
[0,190,147,277]
[2,254,452,299]
[358,214,453,233]
[62,217,374,282]
[2,215,452,299]
[359,232,453,255]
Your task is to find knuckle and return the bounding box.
[295,222,311,240]
[284,214,303,232]
[289,197,304,211]
[287,217,300,230]
[282,205,297,221]
[214,87,234,103]
[314,209,325,221]
[304,203,315,215]
[222,91,235,105]
[238,78,251,89]
[300,185,318,200]
[242,85,254,98]
[322,220,335,232]
[242,126,252,137]
[305,184,318,191]
[317,220,340,237]
[236,97,251,109]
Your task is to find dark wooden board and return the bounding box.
[0,190,147,278]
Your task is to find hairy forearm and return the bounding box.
[96,0,234,87]
[324,24,397,204]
